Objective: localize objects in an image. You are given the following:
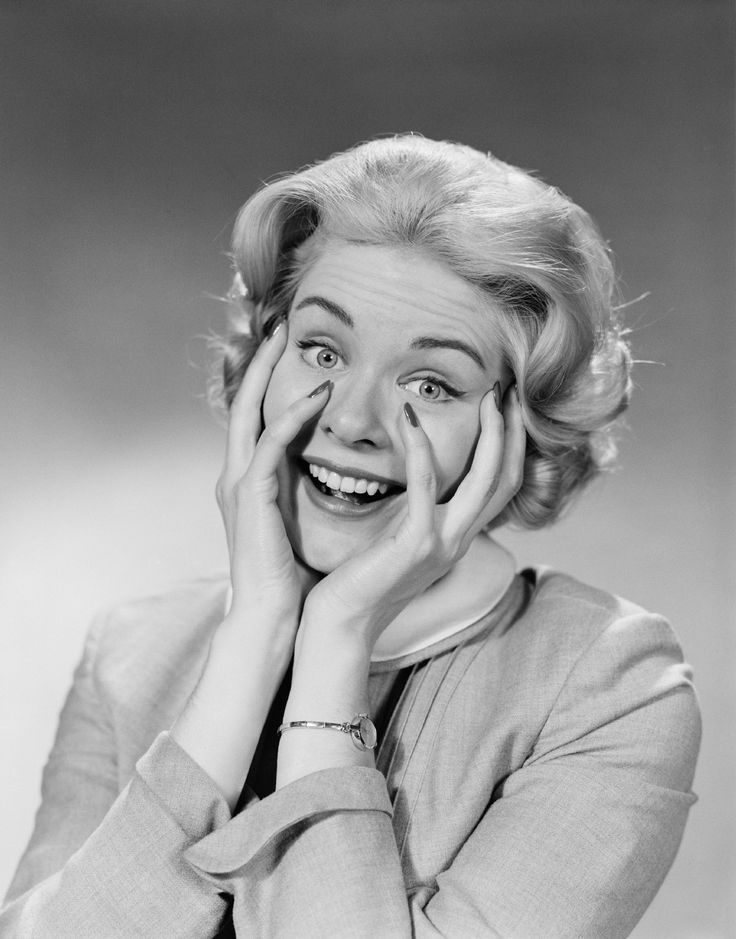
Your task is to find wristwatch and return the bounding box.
[277,714,378,751]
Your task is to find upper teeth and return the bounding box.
[309,463,389,496]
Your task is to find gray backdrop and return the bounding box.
[1,2,733,936]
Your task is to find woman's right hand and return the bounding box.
[215,318,329,644]
[172,318,331,807]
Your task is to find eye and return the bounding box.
[296,340,342,370]
[315,348,338,369]
[402,377,461,403]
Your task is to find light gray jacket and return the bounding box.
[2,568,700,938]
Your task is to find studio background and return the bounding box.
[1,2,733,936]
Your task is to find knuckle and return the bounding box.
[415,467,436,491]
[215,474,234,505]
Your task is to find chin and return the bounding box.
[290,529,360,574]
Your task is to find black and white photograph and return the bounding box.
[1,2,733,936]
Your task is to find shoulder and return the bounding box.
[453,564,694,707]
[506,565,688,670]
[92,572,229,665]
[86,574,229,739]
[523,564,653,623]
[462,566,700,773]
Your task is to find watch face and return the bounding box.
[358,716,377,749]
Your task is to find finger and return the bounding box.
[225,319,288,479]
[400,403,437,540]
[245,380,333,489]
[498,384,526,495]
[472,384,526,533]
[444,387,504,538]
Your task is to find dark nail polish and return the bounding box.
[308,379,332,398]
[403,402,419,427]
[492,381,502,413]
[266,315,285,340]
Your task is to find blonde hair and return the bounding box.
[211,134,632,529]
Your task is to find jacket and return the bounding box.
[1,567,701,938]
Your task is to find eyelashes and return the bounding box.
[400,377,463,402]
[296,339,341,370]
[295,339,465,402]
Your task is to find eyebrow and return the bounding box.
[409,336,485,370]
[293,295,485,370]
[294,296,354,328]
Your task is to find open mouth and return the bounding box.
[304,461,403,506]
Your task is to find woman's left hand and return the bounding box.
[301,384,525,649]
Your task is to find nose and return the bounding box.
[318,374,392,450]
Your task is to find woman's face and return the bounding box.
[262,241,508,573]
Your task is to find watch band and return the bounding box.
[277,714,377,751]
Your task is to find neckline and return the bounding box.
[370,534,516,664]
[369,570,528,673]
[222,534,517,668]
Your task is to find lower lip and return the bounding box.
[300,466,402,519]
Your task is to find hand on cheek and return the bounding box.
[302,382,525,648]
[217,323,332,623]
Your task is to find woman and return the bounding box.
[2,135,700,937]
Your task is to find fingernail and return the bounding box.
[403,402,419,427]
[492,381,502,413]
[266,315,285,340]
[308,379,332,398]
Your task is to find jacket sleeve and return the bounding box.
[177,611,700,939]
[0,613,231,939]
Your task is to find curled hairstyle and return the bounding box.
[210,135,632,529]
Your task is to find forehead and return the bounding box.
[291,241,500,346]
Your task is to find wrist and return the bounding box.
[285,617,370,720]
[277,613,377,790]
[216,606,297,667]
[171,616,292,810]
[295,618,372,665]
[298,597,377,659]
